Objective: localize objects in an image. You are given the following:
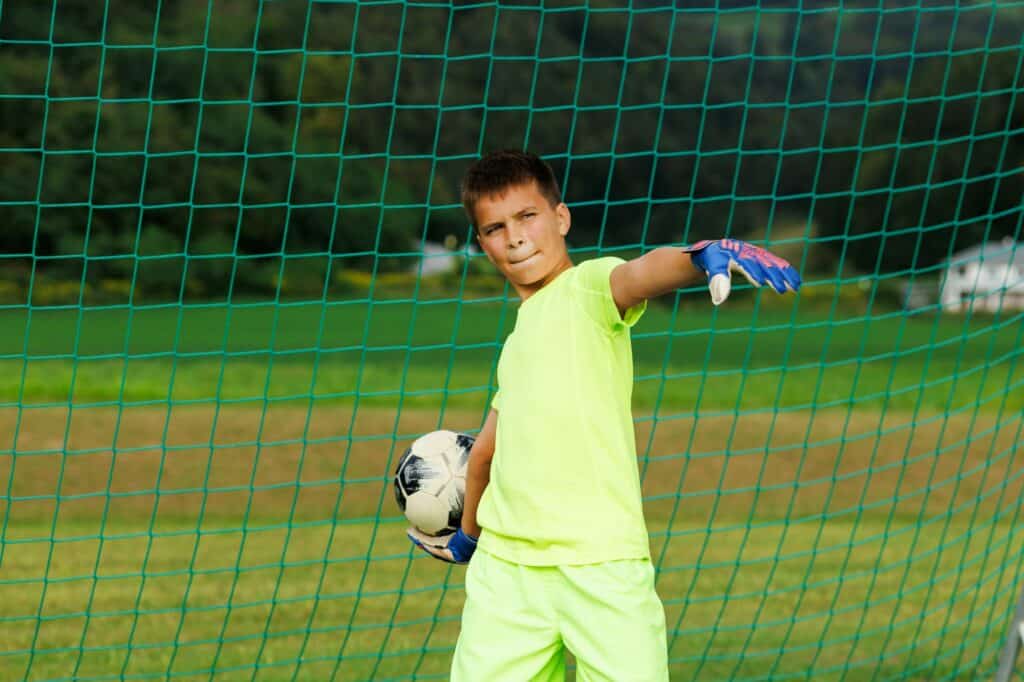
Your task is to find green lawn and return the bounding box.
[1,296,1022,680]
[1,297,1021,413]
[1,514,1020,681]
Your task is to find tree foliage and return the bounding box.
[0,0,1020,289]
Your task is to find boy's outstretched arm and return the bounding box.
[610,240,802,313]
[610,247,704,314]
[407,409,497,564]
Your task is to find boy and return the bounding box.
[408,151,800,681]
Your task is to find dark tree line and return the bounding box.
[0,0,1020,295]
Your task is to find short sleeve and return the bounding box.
[490,389,501,411]
[572,257,646,333]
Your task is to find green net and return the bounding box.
[1,0,1023,679]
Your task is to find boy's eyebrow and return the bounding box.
[479,206,540,232]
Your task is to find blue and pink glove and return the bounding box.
[682,239,801,305]
[407,527,478,564]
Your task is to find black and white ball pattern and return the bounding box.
[394,430,474,536]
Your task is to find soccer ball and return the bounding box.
[394,430,474,536]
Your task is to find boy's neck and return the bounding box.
[513,256,574,302]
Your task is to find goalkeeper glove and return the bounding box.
[682,238,802,305]
[407,527,478,564]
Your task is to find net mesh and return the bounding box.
[1,1,1023,679]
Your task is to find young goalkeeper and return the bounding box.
[408,150,801,681]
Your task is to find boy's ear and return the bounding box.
[556,202,571,237]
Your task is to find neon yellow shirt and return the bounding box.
[477,257,649,566]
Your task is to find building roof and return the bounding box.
[948,237,1024,267]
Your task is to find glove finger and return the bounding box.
[424,545,456,563]
[708,273,731,306]
[780,265,802,292]
[407,527,448,550]
[407,530,457,563]
[730,259,766,289]
[750,246,800,292]
[416,543,456,563]
[760,264,790,294]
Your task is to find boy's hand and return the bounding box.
[682,239,801,305]
[407,527,478,564]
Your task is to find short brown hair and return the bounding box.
[460,150,562,228]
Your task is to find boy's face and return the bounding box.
[473,181,573,300]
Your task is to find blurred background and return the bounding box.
[1,1,1023,680]
[1,0,1021,303]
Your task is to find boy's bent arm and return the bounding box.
[461,408,498,538]
[610,247,703,315]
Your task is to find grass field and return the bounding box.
[2,297,1023,679]
[1,297,1022,413]
[3,514,1021,680]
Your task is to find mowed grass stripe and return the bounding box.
[2,407,1021,523]
[1,302,1021,413]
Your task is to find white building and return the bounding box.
[416,238,480,275]
[418,240,458,275]
[941,237,1024,312]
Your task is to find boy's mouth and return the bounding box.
[509,252,538,265]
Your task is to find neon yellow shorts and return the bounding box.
[451,548,669,682]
